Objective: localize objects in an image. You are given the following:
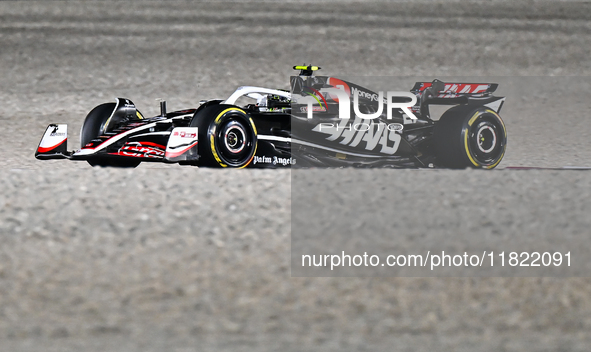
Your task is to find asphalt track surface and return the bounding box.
[1,1,591,351]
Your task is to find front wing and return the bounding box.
[35,123,200,164]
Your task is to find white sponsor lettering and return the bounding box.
[313,118,402,155]
[253,155,296,166]
[350,86,384,103]
[253,155,272,164]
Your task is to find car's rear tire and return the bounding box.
[190,105,257,168]
[81,102,140,168]
[433,105,506,169]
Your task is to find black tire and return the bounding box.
[81,102,140,168]
[433,105,507,169]
[190,105,258,168]
[80,102,116,148]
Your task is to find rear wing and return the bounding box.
[411,82,498,97]
[410,81,505,118]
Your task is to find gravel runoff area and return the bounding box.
[1,1,591,351]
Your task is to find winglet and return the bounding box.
[36,124,70,159]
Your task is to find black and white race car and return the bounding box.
[36,65,507,169]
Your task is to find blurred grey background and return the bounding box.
[1,1,590,351]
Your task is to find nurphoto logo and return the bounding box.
[299,87,419,122]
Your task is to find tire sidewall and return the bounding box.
[81,102,142,168]
[80,102,116,147]
[191,105,258,168]
[434,105,507,169]
[462,107,507,169]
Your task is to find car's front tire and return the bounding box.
[81,102,140,168]
[190,105,258,168]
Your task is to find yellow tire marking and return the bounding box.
[486,149,505,169]
[464,129,480,167]
[465,109,507,168]
[210,108,256,168]
[237,118,258,169]
[468,111,480,126]
[215,108,245,123]
[249,117,258,135]
[210,132,227,167]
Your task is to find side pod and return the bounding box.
[35,124,71,160]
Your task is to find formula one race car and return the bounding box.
[36,65,507,169]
